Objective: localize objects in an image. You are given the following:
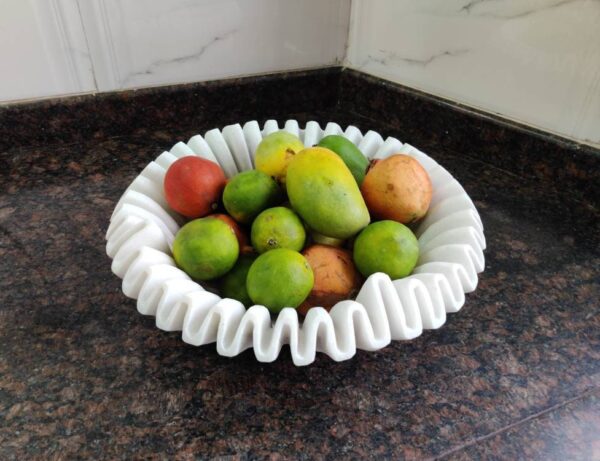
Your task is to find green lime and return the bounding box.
[223,170,282,224]
[353,220,419,279]
[172,217,239,280]
[250,207,306,254]
[246,249,314,313]
[220,254,257,307]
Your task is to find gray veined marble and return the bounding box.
[348,0,600,146]
[123,28,239,85]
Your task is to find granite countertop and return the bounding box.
[0,69,598,460]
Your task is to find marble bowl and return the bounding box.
[106,120,486,366]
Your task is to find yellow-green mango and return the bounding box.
[286,147,370,239]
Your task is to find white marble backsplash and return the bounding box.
[0,0,350,102]
[347,0,600,146]
[1,0,598,146]
[79,0,350,92]
[0,0,96,102]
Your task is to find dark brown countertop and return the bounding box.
[1,68,599,460]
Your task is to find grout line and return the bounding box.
[97,0,122,90]
[50,0,80,90]
[341,0,355,66]
[74,0,99,93]
[428,387,600,460]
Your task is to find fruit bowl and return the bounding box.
[106,120,486,366]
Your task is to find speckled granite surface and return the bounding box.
[0,69,599,460]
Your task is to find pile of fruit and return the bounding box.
[164,131,432,315]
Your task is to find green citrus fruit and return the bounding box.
[246,249,314,313]
[172,217,239,280]
[353,220,419,279]
[222,170,282,224]
[255,131,304,184]
[250,207,306,254]
[220,253,257,307]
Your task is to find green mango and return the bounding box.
[286,147,370,239]
[310,230,345,247]
[317,135,370,185]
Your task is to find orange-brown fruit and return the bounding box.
[297,245,363,316]
[361,154,432,223]
[212,214,253,254]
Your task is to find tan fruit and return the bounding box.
[361,154,432,223]
[297,245,363,316]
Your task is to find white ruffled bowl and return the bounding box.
[106,120,485,366]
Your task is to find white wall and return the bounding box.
[346,0,600,147]
[0,0,96,102]
[0,0,350,102]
